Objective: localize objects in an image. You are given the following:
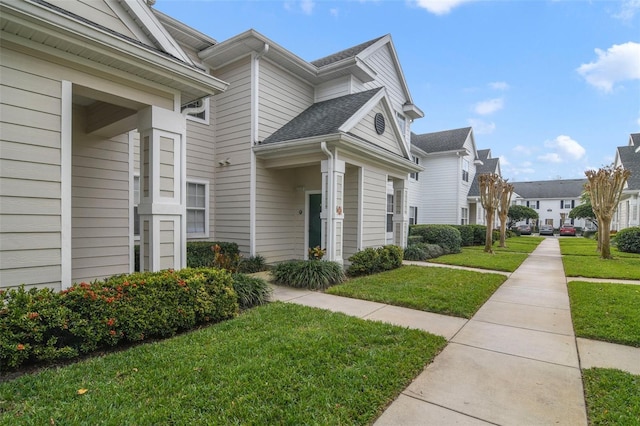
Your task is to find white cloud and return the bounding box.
[538,153,563,163]
[545,135,586,160]
[489,81,510,91]
[414,0,475,15]
[513,145,533,155]
[613,0,640,21]
[473,98,504,115]
[499,155,510,166]
[577,42,640,92]
[467,118,496,134]
[284,0,315,15]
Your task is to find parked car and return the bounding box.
[517,224,532,235]
[539,225,554,236]
[559,224,576,236]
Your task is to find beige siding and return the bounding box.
[211,58,252,251]
[349,104,402,156]
[362,45,406,114]
[418,155,459,224]
[361,167,387,247]
[315,76,351,102]
[72,106,130,283]
[0,52,63,290]
[258,60,314,141]
[47,0,140,41]
[343,165,360,260]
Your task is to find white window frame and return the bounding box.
[396,112,406,136]
[410,156,420,181]
[187,179,209,238]
[185,98,210,125]
[409,206,418,225]
[386,193,394,233]
[462,158,469,182]
[461,207,469,225]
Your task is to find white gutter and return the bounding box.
[321,141,334,261]
[249,43,269,256]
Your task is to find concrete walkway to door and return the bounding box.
[374,238,588,425]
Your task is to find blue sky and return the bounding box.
[155,0,640,182]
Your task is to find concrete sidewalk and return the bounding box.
[268,239,640,424]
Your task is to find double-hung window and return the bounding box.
[133,175,140,238]
[461,207,469,225]
[462,159,469,182]
[187,180,209,237]
[409,206,418,225]
[410,156,420,180]
[386,194,394,232]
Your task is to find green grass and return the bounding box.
[583,368,640,425]
[559,237,639,258]
[0,303,446,425]
[559,237,640,279]
[326,265,507,318]
[568,281,640,347]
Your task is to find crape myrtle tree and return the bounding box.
[585,166,631,259]
[479,173,502,254]
[497,180,515,248]
[507,205,539,230]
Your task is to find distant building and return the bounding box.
[612,133,640,230]
[511,179,593,229]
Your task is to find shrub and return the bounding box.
[492,229,500,243]
[409,225,462,254]
[0,269,238,371]
[615,226,640,253]
[422,243,445,259]
[404,245,427,261]
[346,245,403,277]
[407,235,423,246]
[187,241,239,268]
[232,273,272,309]
[272,260,345,290]
[452,225,474,246]
[237,255,267,274]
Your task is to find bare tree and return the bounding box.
[479,173,501,253]
[585,166,631,259]
[497,180,514,248]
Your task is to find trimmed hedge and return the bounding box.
[409,225,462,254]
[615,226,640,253]
[403,243,445,261]
[0,268,238,371]
[450,224,491,246]
[272,260,345,290]
[346,245,404,277]
[187,241,240,268]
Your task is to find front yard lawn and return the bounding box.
[583,368,640,425]
[559,237,639,258]
[428,249,528,272]
[568,281,640,347]
[326,265,507,318]
[560,238,640,279]
[0,303,446,425]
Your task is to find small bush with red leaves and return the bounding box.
[0,268,238,371]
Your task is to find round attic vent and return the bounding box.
[374,113,385,135]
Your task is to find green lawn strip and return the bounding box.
[568,281,640,347]
[0,303,446,425]
[327,265,506,318]
[563,256,640,280]
[428,248,528,272]
[558,238,639,258]
[464,236,544,254]
[583,368,640,425]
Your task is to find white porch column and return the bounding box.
[392,178,409,247]
[137,106,186,272]
[320,158,346,264]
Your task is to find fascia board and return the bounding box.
[410,145,429,158]
[339,134,422,173]
[2,1,228,96]
[152,8,217,47]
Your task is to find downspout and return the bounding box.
[250,43,269,256]
[321,141,334,260]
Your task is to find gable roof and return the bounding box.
[630,133,640,147]
[262,88,383,144]
[468,156,501,197]
[311,36,385,67]
[411,127,473,154]
[511,179,587,199]
[616,145,640,190]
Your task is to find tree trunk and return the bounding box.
[499,218,507,248]
[484,212,494,253]
[600,217,612,259]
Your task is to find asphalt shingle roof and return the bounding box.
[618,144,640,190]
[468,156,500,197]
[311,36,385,68]
[261,88,382,144]
[511,179,587,199]
[411,127,472,153]
[630,133,640,146]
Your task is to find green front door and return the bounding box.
[308,193,322,250]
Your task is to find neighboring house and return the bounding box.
[409,127,485,225]
[611,133,640,231]
[510,179,592,229]
[467,149,501,227]
[1,0,423,291]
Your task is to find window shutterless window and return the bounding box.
[462,159,469,182]
[133,175,140,237]
[387,194,394,232]
[409,206,418,225]
[187,181,208,237]
[410,156,419,180]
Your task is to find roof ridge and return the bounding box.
[311,35,386,68]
